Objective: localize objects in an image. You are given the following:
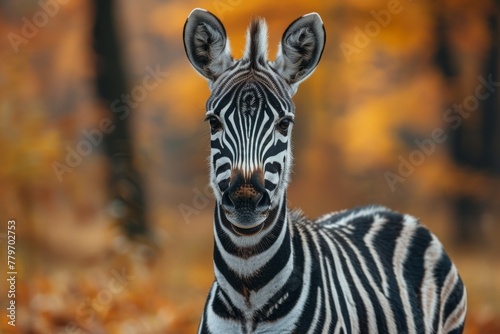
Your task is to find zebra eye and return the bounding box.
[277,117,293,133]
[205,115,222,133]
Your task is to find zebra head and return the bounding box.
[184,9,325,235]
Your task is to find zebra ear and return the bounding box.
[273,13,325,93]
[183,8,234,85]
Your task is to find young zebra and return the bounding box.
[183,9,467,334]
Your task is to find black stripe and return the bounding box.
[332,232,368,331]
[318,231,351,334]
[443,277,464,324]
[404,226,431,332]
[375,212,408,333]
[212,285,245,320]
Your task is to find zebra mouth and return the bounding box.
[222,207,269,236]
[231,222,265,236]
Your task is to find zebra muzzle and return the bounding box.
[221,170,271,233]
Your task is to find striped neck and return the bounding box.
[213,194,293,309]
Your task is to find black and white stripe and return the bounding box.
[184,8,466,334]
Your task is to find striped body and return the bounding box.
[199,204,466,333]
[183,8,466,334]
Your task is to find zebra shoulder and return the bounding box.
[313,204,440,248]
[314,205,403,227]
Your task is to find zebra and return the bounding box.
[183,8,467,334]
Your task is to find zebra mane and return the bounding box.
[243,18,268,67]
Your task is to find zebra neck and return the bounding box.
[213,195,294,307]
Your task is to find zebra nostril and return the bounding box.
[222,170,268,212]
[256,191,270,210]
[222,191,235,209]
[252,192,263,206]
[225,185,264,211]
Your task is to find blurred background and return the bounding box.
[0,0,499,333]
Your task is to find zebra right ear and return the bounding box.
[273,13,326,94]
[183,8,234,86]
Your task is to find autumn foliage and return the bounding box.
[0,0,499,333]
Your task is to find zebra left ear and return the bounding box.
[273,13,326,94]
[183,8,234,86]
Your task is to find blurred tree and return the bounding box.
[92,0,149,238]
[435,0,499,245]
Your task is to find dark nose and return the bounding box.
[222,171,270,211]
